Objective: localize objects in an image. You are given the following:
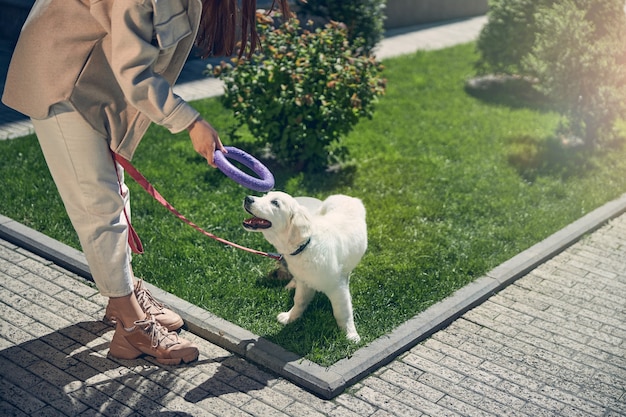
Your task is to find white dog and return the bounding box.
[243,191,367,343]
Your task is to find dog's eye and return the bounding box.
[271,199,280,208]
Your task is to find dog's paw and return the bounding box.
[284,279,296,289]
[277,312,292,325]
[346,332,361,343]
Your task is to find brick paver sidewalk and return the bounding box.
[1,211,625,416]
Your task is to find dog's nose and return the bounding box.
[244,196,254,206]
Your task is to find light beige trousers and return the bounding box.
[31,101,134,297]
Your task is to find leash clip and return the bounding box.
[268,253,283,261]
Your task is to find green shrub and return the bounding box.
[523,0,626,145]
[476,0,626,147]
[214,18,386,171]
[294,0,386,55]
[475,0,551,75]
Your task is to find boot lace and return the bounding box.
[136,316,180,349]
[135,280,165,315]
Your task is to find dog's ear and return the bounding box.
[287,206,311,248]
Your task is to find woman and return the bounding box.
[2,0,289,365]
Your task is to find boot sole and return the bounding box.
[108,350,199,365]
[109,324,199,365]
[109,349,199,365]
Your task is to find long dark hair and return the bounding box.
[195,0,290,58]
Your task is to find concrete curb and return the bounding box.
[3,192,626,399]
[0,215,91,279]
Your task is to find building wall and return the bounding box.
[1,0,490,43]
[385,0,488,29]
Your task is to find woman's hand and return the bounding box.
[187,118,227,167]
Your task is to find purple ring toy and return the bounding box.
[214,146,275,192]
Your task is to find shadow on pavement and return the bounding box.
[0,321,201,415]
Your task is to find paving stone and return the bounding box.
[51,273,100,299]
[419,372,527,416]
[0,317,38,345]
[221,355,277,385]
[423,337,485,368]
[402,351,466,384]
[0,244,28,263]
[332,393,377,416]
[241,398,289,417]
[437,395,498,417]
[283,401,329,417]
[18,301,72,331]
[271,379,337,414]
[20,287,68,313]
[17,261,63,285]
[0,377,47,415]
[325,405,364,417]
[53,289,103,316]
[0,280,30,304]
[26,344,79,371]
[194,395,253,417]
[364,376,405,399]
[464,310,521,339]
[518,401,562,417]
[478,360,543,392]
[539,385,606,416]
[395,388,462,416]
[0,300,35,327]
[187,375,253,407]
[247,383,295,411]
[70,385,134,417]
[0,400,31,417]
[48,394,90,416]
[108,384,167,416]
[386,360,426,381]
[369,410,401,417]
[354,386,419,417]
[0,261,28,278]
[378,368,444,403]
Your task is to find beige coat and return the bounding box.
[2,0,202,160]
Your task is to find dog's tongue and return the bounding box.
[243,217,272,229]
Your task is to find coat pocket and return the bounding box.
[152,0,192,49]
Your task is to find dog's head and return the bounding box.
[243,191,311,252]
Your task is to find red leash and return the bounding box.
[112,152,282,261]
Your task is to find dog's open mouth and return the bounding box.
[243,207,272,230]
[243,216,272,230]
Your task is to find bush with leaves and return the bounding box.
[293,0,386,55]
[475,0,551,75]
[213,17,386,171]
[476,0,626,147]
[522,0,626,146]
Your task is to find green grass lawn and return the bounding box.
[2,43,626,365]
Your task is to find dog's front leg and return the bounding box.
[277,283,315,325]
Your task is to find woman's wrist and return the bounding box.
[186,116,202,132]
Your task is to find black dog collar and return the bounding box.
[289,237,311,256]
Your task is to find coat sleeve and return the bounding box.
[109,0,199,134]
